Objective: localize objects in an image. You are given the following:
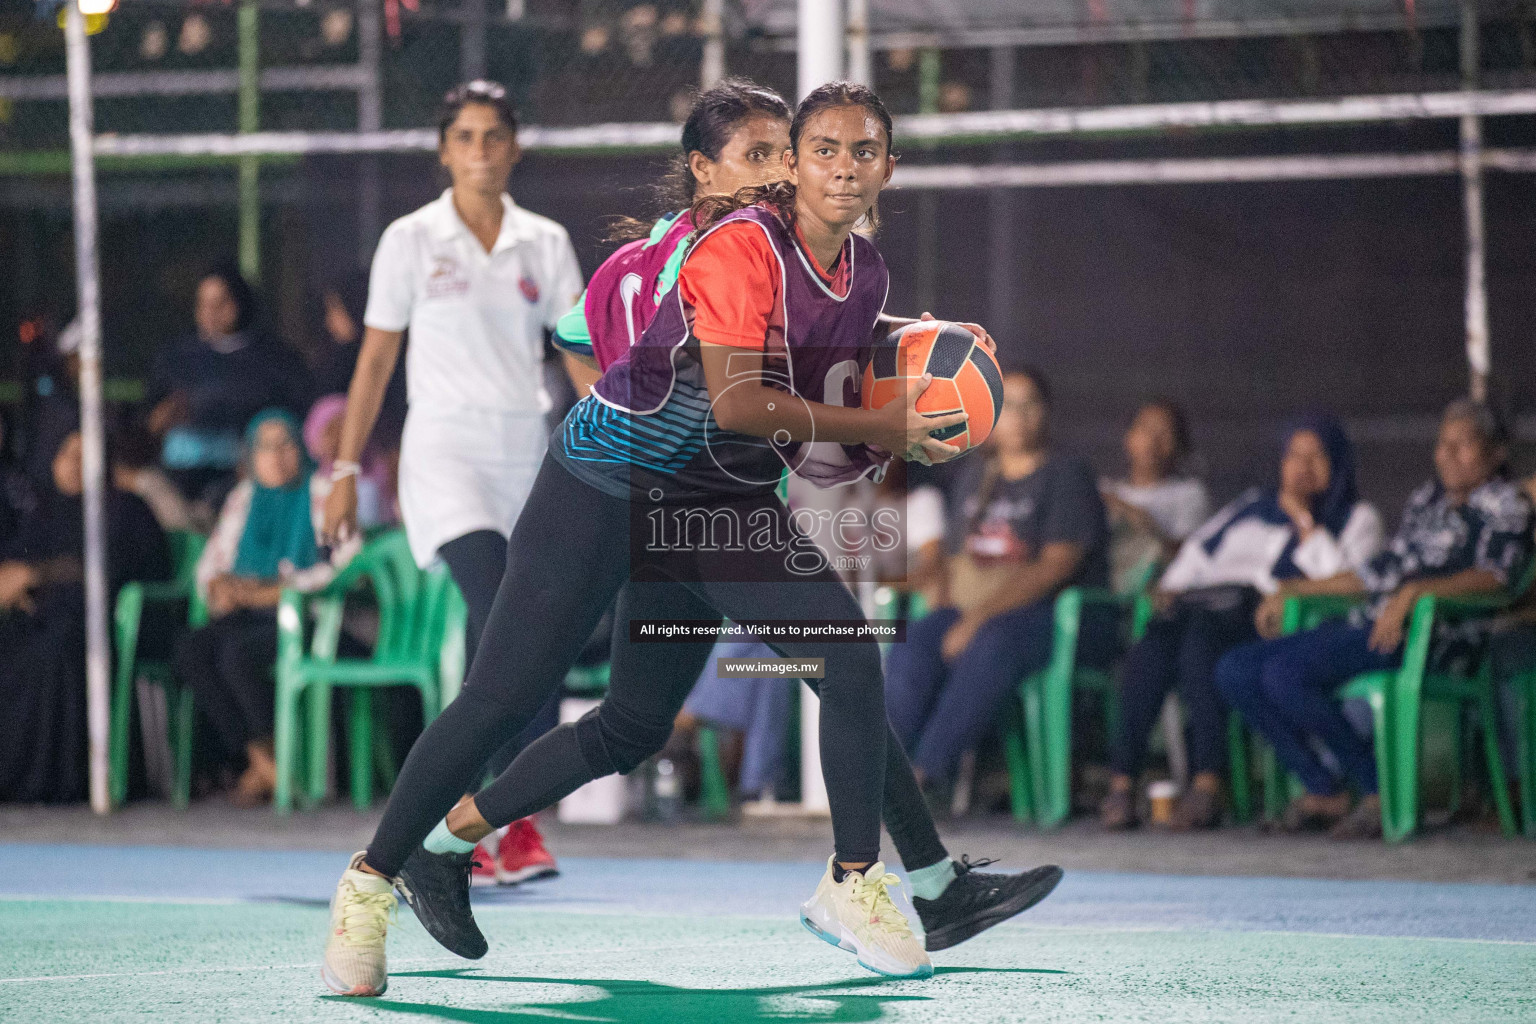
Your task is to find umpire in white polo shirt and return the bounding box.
[323,81,583,879]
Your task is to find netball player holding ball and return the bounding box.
[321,83,1061,996]
[552,73,1057,952]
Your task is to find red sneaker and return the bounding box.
[470,832,502,888]
[495,818,559,886]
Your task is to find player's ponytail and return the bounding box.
[609,78,792,241]
[689,81,897,237]
[689,179,798,236]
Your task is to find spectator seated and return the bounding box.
[1216,400,1533,839]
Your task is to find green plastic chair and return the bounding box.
[1511,664,1536,837]
[1016,559,1162,830]
[870,587,1066,826]
[1268,586,1523,842]
[109,529,208,809]
[272,530,462,813]
[1015,587,1126,828]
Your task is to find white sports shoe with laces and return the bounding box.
[799,856,933,978]
[321,852,396,996]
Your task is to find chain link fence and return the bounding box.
[1,2,1535,505]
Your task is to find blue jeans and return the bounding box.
[884,601,1116,783]
[1215,620,1395,796]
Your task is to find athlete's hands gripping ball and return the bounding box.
[861,318,1005,463]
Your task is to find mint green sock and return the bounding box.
[423,818,476,855]
[907,857,957,901]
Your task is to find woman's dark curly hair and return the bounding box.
[690,81,895,236]
[608,78,791,241]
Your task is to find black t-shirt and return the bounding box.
[147,332,309,434]
[945,452,1110,589]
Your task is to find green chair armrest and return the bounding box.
[115,580,145,628]
[1281,594,1366,634]
[310,558,373,601]
[1052,586,1137,647]
[113,584,146,690]
[114,577,193,664]
[1425,590,1516,619]
[135,579,192,604]
[1390,591,1512,679]
[278,586,347,664]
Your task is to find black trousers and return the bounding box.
[175,608,278,764]
[1109,600,1258,779]
[365,456,945,875]
[437,530,560,780]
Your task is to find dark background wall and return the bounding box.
[2,129,1533,517]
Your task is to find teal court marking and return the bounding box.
[0,845,1531,1023]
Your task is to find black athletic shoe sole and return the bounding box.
[918,865,1064,952]
[394,846,489,960]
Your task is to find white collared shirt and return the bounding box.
[364,189,584,416]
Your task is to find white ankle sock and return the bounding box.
[423,818,476,855]
[907,858,957,901]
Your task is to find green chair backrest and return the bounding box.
[335,530,464,670]
[346,531,424,663]
[167,530,206,589]
[414,562,460,663]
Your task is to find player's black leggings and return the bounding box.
[365,456,945,875]
[437,530,559,779]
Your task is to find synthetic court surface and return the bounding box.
[1,843,1532,1023]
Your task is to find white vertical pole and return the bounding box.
[460,0,487,81]
[987,45,1016,334]
[700,0,725,90]
[795,0,842,815]
[845,0,871,87]
[64,0,112,816]
[357,0,383,268]
[798,0,843,101]
[1461,0,1490,401]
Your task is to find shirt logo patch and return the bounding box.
[519,276,541,304]
[425,255,470,299]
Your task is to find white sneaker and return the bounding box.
[800,857,933,978]
[322,852,396,996]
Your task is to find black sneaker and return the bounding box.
[913,857,1064,952]
[394,845,488,959]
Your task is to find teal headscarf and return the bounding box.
[232,409,319,580]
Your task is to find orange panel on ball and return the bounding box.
[860,319,1004,456]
